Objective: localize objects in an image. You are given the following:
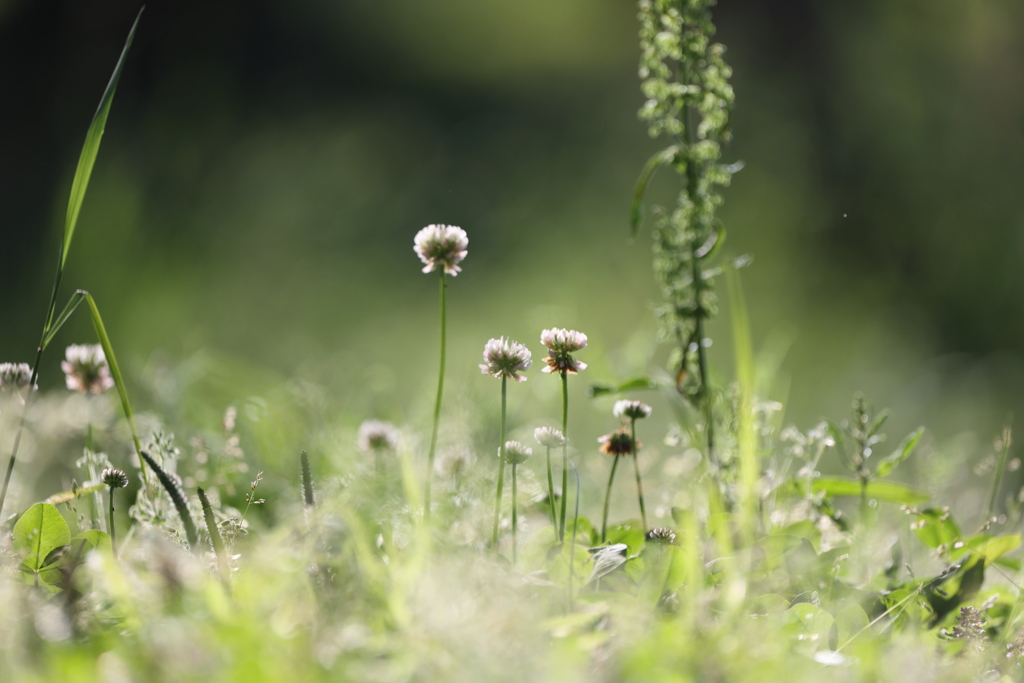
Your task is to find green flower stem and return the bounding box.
[511,461,519,567]
[108,487,117,553]
[631,419,648,531]
[601,455,621,543]
[558,370,569,543]
[491,376,507,549]
[0,352,44,518]
[545,446,557,529]
[424,269,447,520]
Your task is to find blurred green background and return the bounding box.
[2,0,1023,514]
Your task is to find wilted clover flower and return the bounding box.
[0,362,34,391]
[599,428,636,456]
[504,441,532,465]
[540,328,588,374]
[645,527,677,545]
[101,468,129,489]
[534,427,565,448]
[614,399,652,421]
[479,337,532,382]
[61,344,114,394]
[357,420,400,453]
[414,224,469,276]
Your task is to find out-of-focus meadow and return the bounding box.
[2,0,1023,510]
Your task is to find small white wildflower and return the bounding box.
[504,441,532,465]
[414,224,469,276]
[61,344,113,394]
[539,328,588,374]
[101,468,129,489]
[613,399,652,420]
[357,420,400,453]
[435,447,475,478]
[534,427,565,448]
[0,362,34,392]
[479,337,532,382]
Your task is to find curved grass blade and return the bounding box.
[140,451,198,550]
[84,293,146,485]
[59,7,143,273]
[198,487,231,589]
[40,290,88,351]
[630,146,678,241]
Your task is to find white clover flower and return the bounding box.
[614,399,652,421]
[539,328,588,374]
[534,427,565,448]
[504,440,532,465]
[435,446,475,478]
[357,420,400,453]
[414,224,469,276]
[61,345,113,395]
[101,468,129,489]
[0,362,35,392]
[479,337,532,382]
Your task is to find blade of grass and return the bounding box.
[40,291,88,350]
[84,293,146,485]
[198,487,231,590]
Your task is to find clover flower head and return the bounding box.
[479,337,532,382]
[598,428,636,456]
[435,446,475,478]
[534,427,565,448]
[414,224,469,276]
[503,440,532,465]
[357,420,400,453]
[101,468,129,489]
[614,399,652,421]
[539,328,588,374]
[645,527,677,545]
[0,362,35,392]
[61,344,114,395]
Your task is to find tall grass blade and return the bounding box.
[198,487,231,589]
[59,8,143,273]
[40,291,87,350]
[140,450,198,550]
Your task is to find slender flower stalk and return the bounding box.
[541,328,587,542]
[101,468,128,553]
[479,337,532,550]
[615,400,652,531]
[599,429,636,542]
[415,224,467,520]
[535,427,564,529]
[504,441,531,567]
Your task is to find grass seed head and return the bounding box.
[414,224,469,276]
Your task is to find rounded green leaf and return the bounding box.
[13,503,71,572]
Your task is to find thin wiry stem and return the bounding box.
[567,455,580,610]
[988,425,1013,517]
[108,487,117,553]
[601,455,621,543]
[0,347,45,518]
[558,370,569,542]
[511,462,519,567]
[491,377,507,549]
[424,270,447,520]
[631,419,648,531]
[545,445,557,528]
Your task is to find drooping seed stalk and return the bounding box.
[424,269,447,520]
[511,461,519,567]
[491,377,507,549]
[140,450,198,551]
[544,445,557,528]
[558,370,569,542]
[601,455,621,543]
[300,450,315,507]
[198,487,230,589]
[631,419,648,531]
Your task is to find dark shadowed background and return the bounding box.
[2,0,1023,510]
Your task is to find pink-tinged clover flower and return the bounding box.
[614,400,652,421]
[61,344,114,395]
[479,337,532,382]
[414,224,469,276]
[539,328,588,374]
